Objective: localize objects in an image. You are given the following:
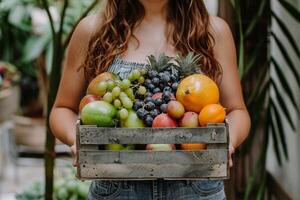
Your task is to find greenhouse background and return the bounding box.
[0,0,299,199]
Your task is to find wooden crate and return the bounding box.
[76,120,229,180]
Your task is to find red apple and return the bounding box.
[152,114,178,128]
[167,101,185,119]
[146,144,176,151]
[79,95,101,112]
[179,112,199,127]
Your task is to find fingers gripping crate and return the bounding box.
[76,120,229,180]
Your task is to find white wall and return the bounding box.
[267,0,300,199]
[204,0,219,16]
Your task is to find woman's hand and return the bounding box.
[229,145,235,167]
[70,143,77,167]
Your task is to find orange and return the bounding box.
[181,143,207,150]
[198,104,226,126]
[176,74,219,113]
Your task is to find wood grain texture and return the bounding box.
[79,150,228,165]
[79,126,227,145]
[76,122,229,180]
[79,163,228,180]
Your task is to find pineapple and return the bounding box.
[175,52,203,78]
[147,53,173,73]
[147,53,180,80]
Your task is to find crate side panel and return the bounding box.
[79,163,227,180]
[79,126,227,144]
[78,150,228,165]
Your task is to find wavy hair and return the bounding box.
[82,0,222,83]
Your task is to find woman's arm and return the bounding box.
[210,16,251,150]
[49,16,96,147]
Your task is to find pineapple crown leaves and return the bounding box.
[174,52,204,77]
[147,53,174,72]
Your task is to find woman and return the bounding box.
[49,0,251,199]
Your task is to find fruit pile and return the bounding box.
[79,53,226,151]
[0,62,20,91]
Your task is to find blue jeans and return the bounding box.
[88,180,226,200]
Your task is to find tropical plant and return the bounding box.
[16,167,91,200]
[229,0,300,199]
[38,0,98,199]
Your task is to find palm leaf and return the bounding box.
[243,82,269,154]
[246,64,268,106]
[243,39,266,78]
[244,110,270,200]
[271,79,296,131]
[271,100,289,160]
[270,106,282,166]
[271,32,300,87]
[245,0,268,37]
[271,57,300,114]
[256,172,267,200]
[272,11,300,59]
[277,0,300,23]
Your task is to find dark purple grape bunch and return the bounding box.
[144,67,179,96]
[133,67,179,127]
[133,97,161,127]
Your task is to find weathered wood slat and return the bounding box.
[76,121,229,180]
[79,150,228,165]
[79,163,228,180]
[79,126,227,144]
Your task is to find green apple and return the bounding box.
[120,110,145,128]
[81,101,117,127]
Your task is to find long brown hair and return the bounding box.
[82,0,222,83]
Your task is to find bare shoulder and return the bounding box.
[70,14,99,43]
[67,14,102,61]
[209,15,233,41]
